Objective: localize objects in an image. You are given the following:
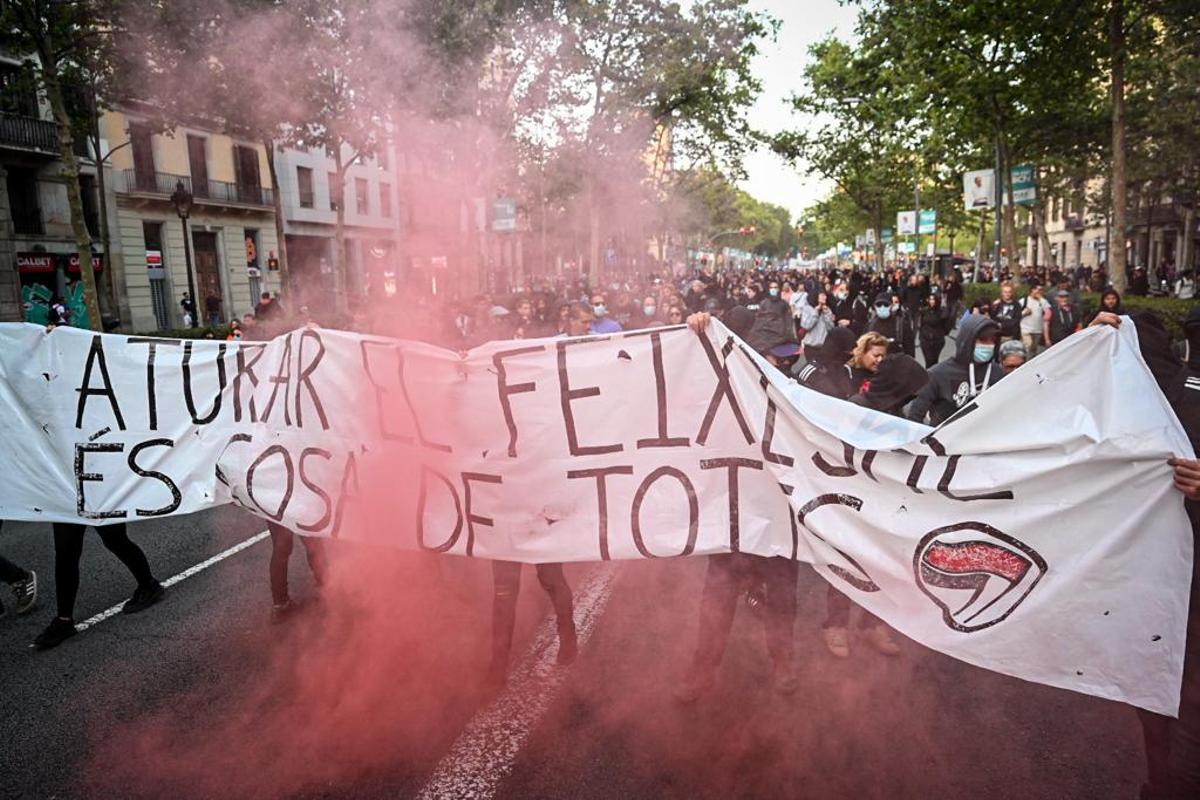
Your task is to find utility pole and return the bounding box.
[994,136,1004,273]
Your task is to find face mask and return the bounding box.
[643,304,657,317]
[835,291,848,301]
[974,344,995,363]
[593,304,607,317]
[768,288,780,298]
[876,305,892,319]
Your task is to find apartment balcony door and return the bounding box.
[187,135,209,198]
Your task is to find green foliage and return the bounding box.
[962,282,1198,338]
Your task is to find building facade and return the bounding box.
[101,108,281,331]
[273,144,400,307]
[0,55,103,323]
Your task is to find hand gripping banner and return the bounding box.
[0,320,1191,715]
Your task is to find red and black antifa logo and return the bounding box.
[913,523,1047,632]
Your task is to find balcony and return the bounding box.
[0,112,58,155]
[11,205,42,235]
[1064,215,1086,231]
[115,169,274,208]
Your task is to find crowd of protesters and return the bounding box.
[4,257,1199,798]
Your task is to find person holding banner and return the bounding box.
[676,309,800,702]
[33,522,164,650]
[0,523,37,618]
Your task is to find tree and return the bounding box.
[774,36,915,271]
[505,0,772,281]
[0,0,119,330]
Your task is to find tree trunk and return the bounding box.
[1035,200,1055,272]
[974,210,986,282]
[87,82,116,323]
[333,146,348,315]
[1182,203,1196,275]
[1109,0,1129,293]
[40,54,100,331]
[1000,138,1021,284]
[262,136,291,297]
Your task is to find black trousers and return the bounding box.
[921,336,945,368]
[268,521,327,605]
[51,522,155,619]
[1140,555,1200,798]
[490,561,575,668]
[692,554,798,671]
[823,583,879,629]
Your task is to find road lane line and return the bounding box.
[73,529,270,633]
[415,564,619,800]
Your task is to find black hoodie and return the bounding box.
[905,315,1002,425]
[850,354,928,415]
[797,326,856,400]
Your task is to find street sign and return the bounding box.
[897,210,917,235]
[492,198,517,232]
[881,227,894,242]
[918,209,937,235]
[1009,164,1036,206]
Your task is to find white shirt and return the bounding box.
[1020,295,1051,334]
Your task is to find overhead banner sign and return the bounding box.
[963,165,1037,210]
[0,321,1192,716]
[918,209,937,235]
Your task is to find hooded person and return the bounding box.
[850,354,929,415]
[1110,308,1199,800]
[797,326,856,400]
[905,314,1002,425]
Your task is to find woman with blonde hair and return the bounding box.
[849,332,889,393]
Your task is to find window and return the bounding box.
[377,147,388,170]
[328,171,339,210]
[355,177,369,215]
[0,62,37,117]
[187,135,209,197]
[6,167,41,234]
[233,144,262,203]
[129,122,156,190]
[379,182,391,218]
[297,166,314,208]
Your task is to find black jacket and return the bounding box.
[990,298,1022,339]
[849,354,929,415]
[905,315,1002,425]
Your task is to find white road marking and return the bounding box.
[415,564,620,800]
[73,529,270,633]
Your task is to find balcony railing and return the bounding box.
[0,112,58,154]
[115,169,273,207]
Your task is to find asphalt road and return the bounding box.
[0,503,1146,800]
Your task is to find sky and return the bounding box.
[738,0,859,221]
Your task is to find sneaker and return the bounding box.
[673,666,716,704]
[12,570,37,615]
[122,581,165,614]
[822,625,850,658]
[773,659,800,695]
[33,617,76,650]
[481,658,508,694]
[270,599,301,624]
[556,621,578,666]
[865,624,901,656]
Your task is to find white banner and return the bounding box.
[0,321,1192,716]
[896,210,917,235]
[964,168,995,210]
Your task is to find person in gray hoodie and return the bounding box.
[905,314,1002,425]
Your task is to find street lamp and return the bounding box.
[170,180,198,327]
